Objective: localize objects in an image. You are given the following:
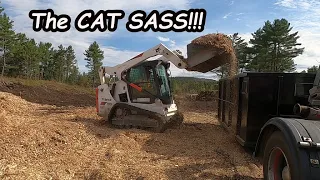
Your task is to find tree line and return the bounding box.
[301,65,320,74]
[170,77,217,94]
[0,5,104,88]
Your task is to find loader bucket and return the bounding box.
[185,33,236,73]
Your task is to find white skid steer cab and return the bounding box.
[95,34,235,132]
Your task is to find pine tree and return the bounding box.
[65,45,77,82]
[77,72,91,87]
[38,42,54,80]
[84,41,104,87]
[0,6,15,76]
[53,45,66,82]
[68,65,80,84]
[6,33,28,77]
[25,38,40,79]
[246,18,304,72]
[231,33,248,72]
[211,65,230,79]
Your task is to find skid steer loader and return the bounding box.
[96,40,232,132]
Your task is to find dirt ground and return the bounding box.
[0,88,263,179]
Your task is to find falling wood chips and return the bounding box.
[191,33,239,127]
[188,33,238,76]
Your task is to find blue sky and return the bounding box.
[2,0,320,78]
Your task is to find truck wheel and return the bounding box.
[263,131,299,180]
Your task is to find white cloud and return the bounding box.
[237,33,252,43]
[157,36,176,48]
[275,0,296,8]
[157,36,170,42]
[223,12,232,19]
[169,40,176,47]
[275,0,314,9]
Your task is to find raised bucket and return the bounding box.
[185,33,236,73]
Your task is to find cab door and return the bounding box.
[126,64,157,104]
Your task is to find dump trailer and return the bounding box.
[218,72,320,180]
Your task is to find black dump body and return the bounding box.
[217,72,316,147]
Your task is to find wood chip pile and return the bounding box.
[0,92,37,114]
[0,88,262,179]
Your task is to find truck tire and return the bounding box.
[263,131,299,180]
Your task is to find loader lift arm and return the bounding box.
[98,43,188,85]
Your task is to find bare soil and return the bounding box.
[0,81,263,180]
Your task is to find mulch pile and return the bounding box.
[0,92,36,114]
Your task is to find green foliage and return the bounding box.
[307,65,319,73]
[38,41,54,80]
[231,33,249,72]
[77,72,92,87]
[0,6,15,76]
[246,18,304,72]
[211,18,305,79]
[0,4,88,87]
[170,77,218,94]
[6,35,79,83]
[211,65,230,79]
[65,46,77,82]
[84,41,104,87]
